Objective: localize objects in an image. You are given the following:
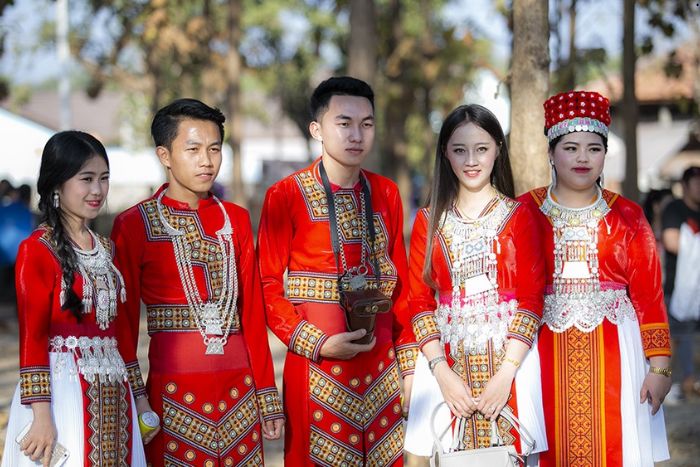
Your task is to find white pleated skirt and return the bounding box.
[1,352,147,467]
[617,318,669,465]
[404,340,548,457]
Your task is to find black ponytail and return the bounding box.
[37,131,109,320]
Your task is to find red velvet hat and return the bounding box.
[544,90,611,142]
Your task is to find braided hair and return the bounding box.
[36,131,109,320]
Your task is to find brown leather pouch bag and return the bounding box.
[340,288,392,344]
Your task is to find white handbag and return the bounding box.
[429,402,535,467]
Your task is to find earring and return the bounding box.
[52,192,60,208]
[598,172,605,188]
[549,161,557,187]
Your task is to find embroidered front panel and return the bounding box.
[85,378,130,466]
[366,418,404,466]
[394,344,417,376]
[640,323,671,357]
[310,426,364,466]
[146,304,240,335]
[554,327,605,465]
[125,360,146,398]
[256,387,284,420]
[290,321,327,360]
[412,312,441,347]
[310,367,365,429]
[452,343,515,449]
[507,309,541,347]
[307,345,404,466]
[293,170,398,298]
[140,199,229,301]
[19,366,51,403]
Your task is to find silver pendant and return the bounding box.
[204,320,223,335]
[348,273,367,291]
[205,339,224,355]
[202,303,223,334]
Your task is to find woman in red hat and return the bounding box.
[519,91,672,466]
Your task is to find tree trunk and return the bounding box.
[510,0,550,195]
[621,0,639,202]
[347,0,377,86]
[226,0,246,206]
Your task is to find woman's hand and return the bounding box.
[641,356,673,415]
[262,418,285,440]
[135,396,161,445]
[20,402,56,467]
[476,365,516,421]
[433,362,477,418]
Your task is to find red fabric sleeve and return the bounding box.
[234,208,284,421]
[408,209,441,349]
[385,185,418,376]
[257,182,328,360]
[624,203,671,358]
[507,203,545,347]
[16,237,55,404]
[111,210,145,353]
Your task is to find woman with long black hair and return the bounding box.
[2,131,154,466]
[404,105,547,463]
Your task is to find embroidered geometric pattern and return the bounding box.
[162,387,259,457]
[412,312,440,348]
[310,367,365,429]
[290,321,327,361]
[19,366,51,403]
[140,199,232,301]
[310,426,364,466]
[366,418,404,466]
[363,362,402,424]
[125,360,146,398]
[529,186,619,215]
[452,342,516,449]
[394,344,417,376]
[86,378,130,466]
[507,309,541,347]
[256,387,284,421]
[286,272,340,304]
[640,323,672,357]
[146,304,240,335]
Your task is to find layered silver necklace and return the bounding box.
[63,229,126,330]
[156,192,239,355]
[436,194,517,355]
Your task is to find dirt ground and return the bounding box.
[0,304,698,466]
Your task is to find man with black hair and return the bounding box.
[112,98,284,465]
[258,77,417,465]
[662,166,700,400]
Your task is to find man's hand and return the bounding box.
[262,418,284,440]
[319,329,376,360]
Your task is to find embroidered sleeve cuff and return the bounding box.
[412,312,441,348]
[20,366,51,404]
[289,321,328,362]
[395,343,418,377]
[640,323,671,358]
[125,360,147,399]
[256,387,285,421]
[507,309,541,348]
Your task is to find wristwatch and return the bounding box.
[428,356,447,374]
[649,366,672,378]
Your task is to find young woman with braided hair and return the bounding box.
[2,131,155,467]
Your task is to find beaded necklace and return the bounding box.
[61,228,126,330]
[156,192,239,355]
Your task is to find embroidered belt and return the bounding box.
[146,304,241,335]
[49,335,127,384]
[543,282,636,333]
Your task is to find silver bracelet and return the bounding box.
[428,356,447,374]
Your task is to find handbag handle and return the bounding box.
[430,401,536,457]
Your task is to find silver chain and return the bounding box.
[155,192,239,353]
[334,190,371,276]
